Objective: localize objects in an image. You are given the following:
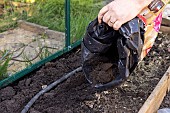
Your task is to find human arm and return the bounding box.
[98,0,153,30]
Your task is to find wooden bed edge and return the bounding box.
[138,66,170,113]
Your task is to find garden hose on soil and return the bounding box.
[21,67,82,113]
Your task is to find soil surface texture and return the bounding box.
[0,33,170,113]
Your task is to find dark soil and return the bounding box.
[161,93,170,108]
[84,55,118,85]
[0,33,170,113]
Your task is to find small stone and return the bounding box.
[95,93,101,100]
[84,101,95,108]
[165,56,170,59]
[18,80,25,87]
[157,38,162,41]
[168,47,170,53]
[158,44,163,48]
[159,56,162,59]
[133,97,136,100]
[42,85,47,89]
[123,83,128,87]
[25,78,32,87]
[103,91,109,94]
[152,51,156,55]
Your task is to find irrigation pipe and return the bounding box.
[21,66,82,113]
[12,46,58,62]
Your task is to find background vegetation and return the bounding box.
[0,0,104,79]
[0,50,11,80]
[27,0,103,42]
[1,0,103,42]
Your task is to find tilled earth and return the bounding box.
[0,33,170,113]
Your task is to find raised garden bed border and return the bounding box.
[139,66,170,113]
[0,40,81,88]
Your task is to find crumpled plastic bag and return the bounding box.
[81,17,145,89]
[81,0,166,90]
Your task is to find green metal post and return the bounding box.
[65,0,71,47]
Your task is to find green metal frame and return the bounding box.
[0,40,81,88]
[65,0,71,47]
[0,0,81,88]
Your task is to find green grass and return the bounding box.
[0,50,11,80]
[0,0,28,32]
[26,0,103,42]
[1,0,103,41]
[0,9,16,32]
[0,17,17,32]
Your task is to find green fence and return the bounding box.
[0,0,105,88]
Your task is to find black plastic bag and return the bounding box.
[81,17,145,89]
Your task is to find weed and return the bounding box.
[0,50,11,80]
[20,48,33,67]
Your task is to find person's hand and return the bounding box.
[98,0,150,30]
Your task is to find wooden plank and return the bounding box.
[160,18,170,33]
[160,26,170,34]
[138,66,170,113]
[161,18,170,27]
